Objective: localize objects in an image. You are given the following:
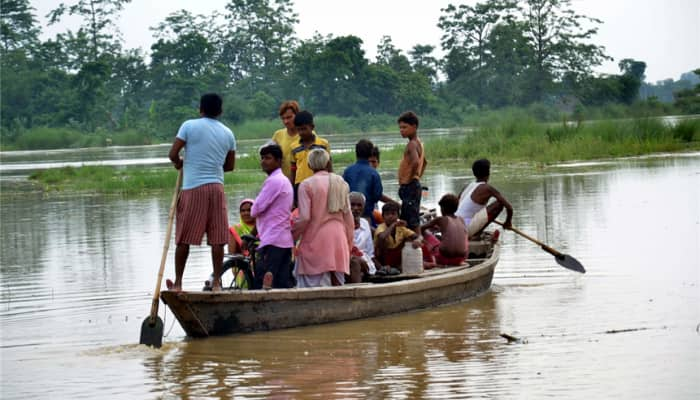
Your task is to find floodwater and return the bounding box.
[1,141,699,399]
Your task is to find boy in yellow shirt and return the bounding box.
[374,202,422,274]
[290,111,330,201]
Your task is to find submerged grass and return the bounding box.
[29,166,264,195]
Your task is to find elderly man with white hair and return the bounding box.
[292,148,354,287]
[348,192,377,283]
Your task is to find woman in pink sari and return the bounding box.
[292,148,354,287]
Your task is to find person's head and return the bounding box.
[239,198,255,225]
[307,148,330,172]
[355,139,374,161]
[382,201,401,226]
[369,146,380,169]
[279,100,300,131]
[260,142,283,175]
[199,93,223,118]
[349,192,366,219]
[438,193,459,216]
[398,111,419,139]
[294,110,315,141]
[472,158,491,180]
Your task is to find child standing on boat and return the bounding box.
[290,111,330,205]
[397,111,426,231]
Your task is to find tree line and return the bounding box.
[1,0,698,147]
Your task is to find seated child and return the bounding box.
[419,194,468,268]
[374,202,422,274]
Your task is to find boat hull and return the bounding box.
[161,241,499,338]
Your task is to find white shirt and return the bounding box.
[354,218,376,274]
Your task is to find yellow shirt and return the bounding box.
[272,128,299,182]
[291,134,330,184]
[374,223,416,250]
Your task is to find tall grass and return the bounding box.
[423,117,700,165]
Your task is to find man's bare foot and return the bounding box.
[211,278,222,293]
[166,279,183,292]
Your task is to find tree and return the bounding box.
[674,68,700,114]
[290,35,368,115]
[617,58,646,104]
[519,0,610,101]
[221,0,298,94]
[438,0,517,104]
[484,21,532,106]
[47,0,132,62]
[0,0,40,54]
[409,44,440,86]
[376,35,411,73]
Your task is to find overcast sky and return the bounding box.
[32,0,700,83]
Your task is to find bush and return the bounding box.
[15,127,82,149]
[672,119,700,142]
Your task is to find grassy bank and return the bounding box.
[22,116,700,194]
[424,116,700,166]
[2,100,682,151]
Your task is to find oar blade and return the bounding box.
[555,254,586,274]
[139,316,164,348]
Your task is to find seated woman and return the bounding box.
[419,194,468,268]
[374,202,422,275]
[228,198,256,256]
[292,148,354,288]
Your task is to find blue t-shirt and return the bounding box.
[342,159,383,218]
[176,117,236,190]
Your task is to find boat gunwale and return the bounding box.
[162,241,500,304]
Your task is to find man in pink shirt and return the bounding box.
[250,143,294,289]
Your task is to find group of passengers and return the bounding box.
[167,94,512,292]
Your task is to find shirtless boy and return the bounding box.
[420,194,468,268]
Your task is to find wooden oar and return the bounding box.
[140,169,182,348]
[494,221,585,273]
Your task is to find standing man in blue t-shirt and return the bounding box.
[342,139,383,225]
[168,93,236,292]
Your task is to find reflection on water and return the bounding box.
[1,152,699,399]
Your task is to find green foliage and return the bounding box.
[422,117,700,165]
[14,127,83,149]
[674,69,700,114]
[0,0,695,152]
[671,119,700,143]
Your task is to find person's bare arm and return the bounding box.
[377,221,400,243]
[168,138,185,169]
[223,150,236,172]
[490,186,513,229]
[419,217,440,236]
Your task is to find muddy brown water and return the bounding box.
[1,144,698,399]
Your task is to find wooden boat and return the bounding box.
[161,233,500,338]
